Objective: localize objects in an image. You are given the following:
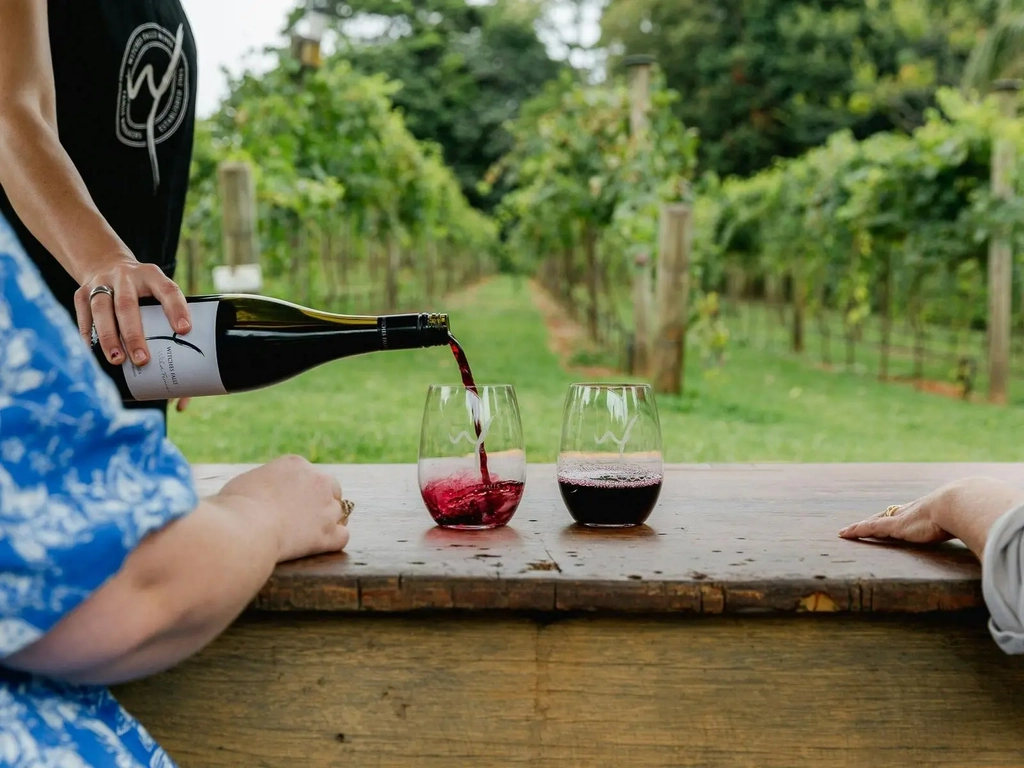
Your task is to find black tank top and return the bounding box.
[0,0,198,314]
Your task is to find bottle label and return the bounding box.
[122,301,227,399]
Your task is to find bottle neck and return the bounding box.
[172,294,453,352]
[379,313,451,351]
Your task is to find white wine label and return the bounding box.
[122,301,227,399]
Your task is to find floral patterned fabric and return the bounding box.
[0,214,198,766]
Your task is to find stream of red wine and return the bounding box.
[448,333,491,485]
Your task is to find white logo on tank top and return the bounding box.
[115,23,190,192]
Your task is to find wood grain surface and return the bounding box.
[193,463,1024,614]
[114,611,1024,768]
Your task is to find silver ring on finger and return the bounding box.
[89,285,114,302]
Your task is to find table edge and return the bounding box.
[189,464,1011,617]
[249,573,983,615]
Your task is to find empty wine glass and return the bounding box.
[557,383,664,528]
[418,384,526,529]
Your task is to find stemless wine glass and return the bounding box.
[557,383,664,528]
[418,384,526,529]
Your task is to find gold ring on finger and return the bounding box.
[883,505,900,517]
[339,499,354,526]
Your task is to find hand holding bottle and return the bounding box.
[74,255,192,366]
[217,455,351,563]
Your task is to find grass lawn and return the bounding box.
[169,276,1024,464]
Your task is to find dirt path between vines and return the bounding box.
[528,280,620,379]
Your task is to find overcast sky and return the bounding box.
[179,0,604,116]
[180,0,297,116]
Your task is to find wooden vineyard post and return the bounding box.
[652,203,693,395]
[218,162,259,268]
[625,54,655,373]
[988,79,1020,404]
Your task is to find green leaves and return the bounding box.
[492,68,697,265]
[183,40,496,277]
[601,0,995,177]
[704,85,1024,329]
[333,0,562,210]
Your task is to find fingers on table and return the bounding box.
[839,517,899,540]
[839,505,903,539]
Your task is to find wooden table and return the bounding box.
[115,463,1024,767]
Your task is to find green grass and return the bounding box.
[168,276,1024,464]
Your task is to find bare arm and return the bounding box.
[838,476,1024,560]
[3,456,350,686]
[839,477,1024,654]
[938,480,1024,561]
[0,0,190,364]
[0,0,129,284]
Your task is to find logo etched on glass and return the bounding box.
[449,395,492,458]
[449,416,493,454]
[595,414,638,458]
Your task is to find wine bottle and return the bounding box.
[91,293,451,401]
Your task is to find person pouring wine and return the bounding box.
[0,0,199,426]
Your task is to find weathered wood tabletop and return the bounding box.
[195,462,1020,614]
[117,462,1024,768]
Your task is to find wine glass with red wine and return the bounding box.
[418,384,526,529]
[557,383,663,528]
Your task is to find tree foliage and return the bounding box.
[326,0,564,210]
[600,0,997,177]
[183,45,496,294]
[491,70,696,261]
[705,88,1024,338]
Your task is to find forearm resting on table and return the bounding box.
[3,494,279,686]
[0,104,128,281]
[934,480,1024,654]
[939,481,1024,562]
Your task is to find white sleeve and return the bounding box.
[982,503,1024,654]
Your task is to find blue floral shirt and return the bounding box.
[0,216,198,766]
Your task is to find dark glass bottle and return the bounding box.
[92,293,451,401]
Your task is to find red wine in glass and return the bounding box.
[557,470,663,527]
[421,474,525,528]
[557,383,664,528]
